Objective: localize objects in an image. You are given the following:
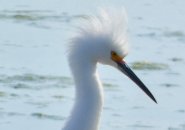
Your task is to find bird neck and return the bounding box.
[63,60,104,130]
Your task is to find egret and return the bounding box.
[64,9,157,130]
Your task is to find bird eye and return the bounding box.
[111,51,123,62]
[111,51,117,56]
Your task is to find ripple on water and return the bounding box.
[0,10,63,21]
[160,83,179,88]
[131,106,145,110]
[170,57,184,62]
[0,111,25,117]
[0,10,88,28]
[52,95,64,100]
[0,74,73,104]
[0,91,7,97]
[25,101,50,108]
[127,124,154,129]
[0,73,72,86]
[137,27,185,43]
[103,83,118,88]
[31,112,65,120]
[163,30,185,38]
[176,109,185,113]
[131,61,169,70]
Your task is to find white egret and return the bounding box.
[64,9,157,130]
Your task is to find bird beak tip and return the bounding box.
[116,60,157,104]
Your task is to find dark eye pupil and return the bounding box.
[111,51,117,56]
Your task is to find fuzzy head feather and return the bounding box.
[68,8,129,66]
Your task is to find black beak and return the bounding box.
[117,61,157,103]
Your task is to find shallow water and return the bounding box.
[0,0,185,130]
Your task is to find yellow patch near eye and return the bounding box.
[111,51,123,62]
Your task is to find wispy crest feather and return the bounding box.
[77,8,128,41]
[68,8,129,59]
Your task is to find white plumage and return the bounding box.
[64,8,156,130]
[68,8,129,64]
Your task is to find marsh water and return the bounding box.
[0,0,185,130]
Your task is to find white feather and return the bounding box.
[64,8,129,130]
[68,8,129,64]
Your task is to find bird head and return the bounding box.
[68,8,157,103]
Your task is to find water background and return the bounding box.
[0,0,185,130]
